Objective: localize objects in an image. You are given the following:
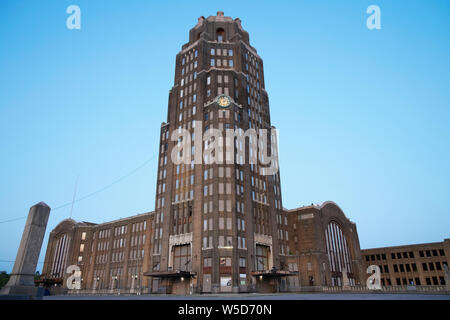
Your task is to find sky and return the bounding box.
[0,0,449,273]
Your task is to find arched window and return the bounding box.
[325,222,354,286]
[51,233,71,279]
[216,28,225,42]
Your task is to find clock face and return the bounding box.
[217,95,231,108]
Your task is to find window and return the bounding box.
[211,48,215,55]
[325,222,353,282]
[81,232,86,240]
[203,257,212,267]
[240,274,246,285]
[255,245,269,271]
[220,257,232,266]
[229,60,233,67]
[211,59,215,66]
[228,49,233,56]
[173,244,191,271]
[216,28,225,42]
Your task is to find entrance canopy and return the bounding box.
[35,277,63,286]
[143,270,196,279]
[251,270,297,278]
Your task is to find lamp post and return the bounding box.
[131,274,138,293]
[111,276,118,291]
[93,276,100,291]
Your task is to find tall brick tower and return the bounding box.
[148,12,288,293]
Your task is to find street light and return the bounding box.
[112,276,118,288]
[94,276,100,291]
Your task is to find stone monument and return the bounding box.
[1,202,51,298]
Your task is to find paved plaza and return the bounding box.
[43,293,450,300]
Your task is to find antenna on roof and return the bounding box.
[69,176,79,219]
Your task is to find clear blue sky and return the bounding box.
[0,0,449,272]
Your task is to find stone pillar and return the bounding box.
[1,202,50,298]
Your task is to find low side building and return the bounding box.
[286,201,364,289]
[40,212,153,293]
[361,239,450,287]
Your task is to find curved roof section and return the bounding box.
[286,201,356,225]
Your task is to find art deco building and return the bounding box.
[39,12,448,295]
[146,11,288,294]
